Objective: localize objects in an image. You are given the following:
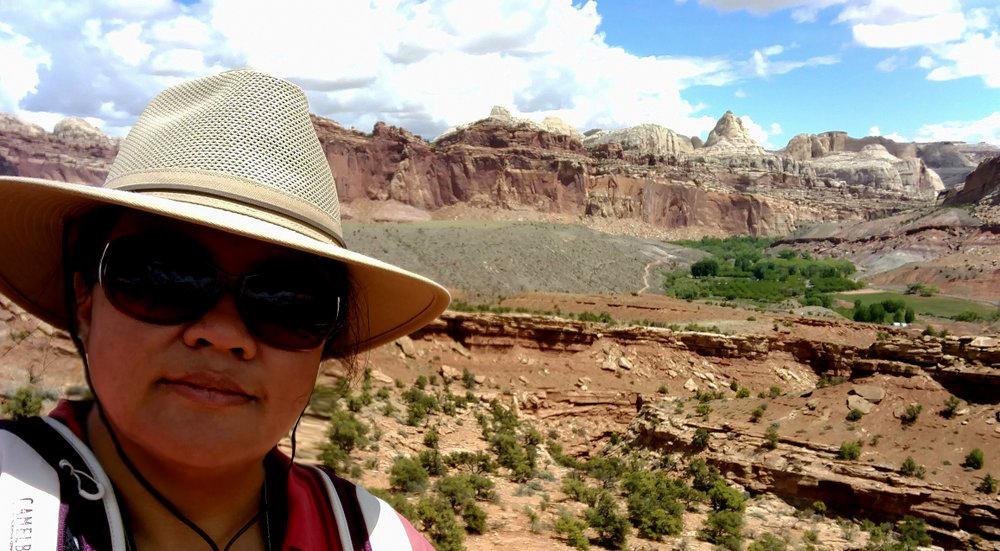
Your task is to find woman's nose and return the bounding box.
[181,293,257,360]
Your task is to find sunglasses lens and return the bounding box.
[102,233,220,325]
[239,269,343,350]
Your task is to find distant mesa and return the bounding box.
[582,123,693,158]
[434,105,583,143]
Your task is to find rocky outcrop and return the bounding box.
[785,131,997,189]
[703,110,763,153]
[941,156,1000,207]
[582,124,693,160]
[0,108,947,237]
[628,403,999,547]
[805,144,944,200]
[434,105,584,143]
[0,113,117,184]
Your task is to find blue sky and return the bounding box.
[596,0,1000,145]
[0,0,998,147]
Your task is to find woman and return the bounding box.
[0,69,449,550]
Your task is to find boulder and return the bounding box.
[684,378,698,392]
[439,364,460,382]
[395,336,417,358]
[847,394,875,414]
[850,384,886,404]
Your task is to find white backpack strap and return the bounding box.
[354,485,413,551]
[42,418,127,551]
[312,466,355,551]
[0,429,61,551]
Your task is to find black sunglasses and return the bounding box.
[97,230,348,351]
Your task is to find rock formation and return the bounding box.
[0,113,116,184]
[0,108,958,237]
[581,123,693,160]
[703,110,764,153]
[941,155,1000,207]
[784,131,997,188]
[805,144,944,200]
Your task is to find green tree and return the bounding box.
[691,259,720,278]
[700,510,743,550]
[585,492,630,550]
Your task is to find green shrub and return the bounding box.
[965,448,986,469]
[585,492,630,550]
[461,503,487,534]
[462,368,477,389]
[687,458,722,492]
[953,311,982,322]
[375,387,390,400]
[413,496,465,551]
[415,375,428,389]
[318,408,369,474]
[445,451,495,474]
[763,423,779,449]
[699,510,743,550]
[750,403,767,422]
[838,440,862,460]
[942,396,962,418]
[900,456,926,479]
[708,480,746,512]
[418,449,447,476]
[307,383,346,416]
[811,500,826,515]
[691,258,720,278]
[692,428,711,450]
[621,471,684,540]
[900,404,922,426]
[736,387,750,398]
[748,533,787,551]
[657,384,669,394]
[554,513,590,550]
[768,386,781,398]
[846,408,864,421]
[1,387,43,420]
[695,403,712,418]
[390,456,430,493]
[897,516,932,548]
[424,428,440,449]
[977,473,998,494]
[562,476,602,506]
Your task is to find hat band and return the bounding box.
[105,169,345,246]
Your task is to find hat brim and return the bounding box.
[0,176,450,354]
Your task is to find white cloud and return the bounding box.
[849,11,966,48]
[1,0,755,140]
[913,112,1000,144]
[734,88,747,98]
[0,22,51,113]
[924,32,1000,87]
[875,55,899,72]
[769,122,783,135]
[868,125,880,136]
[883,132,908,142]
[148,15,214,49]
[738,114,774,147]
[747,43,839,77]
[916,55,935,69]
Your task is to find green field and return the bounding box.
[833,291,998,320]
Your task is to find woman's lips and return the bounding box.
[159,375,255,407]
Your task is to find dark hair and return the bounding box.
[63,206,360,373]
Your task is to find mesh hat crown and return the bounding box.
[0,69,450,353]
[107,69,345,245]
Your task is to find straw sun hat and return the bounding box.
[0,68,450,353]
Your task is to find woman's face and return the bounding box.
[77,212,325,469]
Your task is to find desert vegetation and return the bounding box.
[663,236,861,308]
